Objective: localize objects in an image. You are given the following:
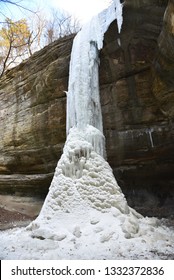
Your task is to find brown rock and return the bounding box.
[0,35,74,196]
[99,1,174,216]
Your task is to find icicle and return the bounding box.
[147,128,154,148]
[117,38,121,46]
[113,0,123,33]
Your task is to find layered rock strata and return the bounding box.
[100,0,174,216]
[0,35,74,196]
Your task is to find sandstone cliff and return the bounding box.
[0,1,174,216]
[100,0,174,216]
[0,35,74,196]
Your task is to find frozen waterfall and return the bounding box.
[27,0,133,236]
[1,0,174,261]
[26,0,150,246]
[66,0,123,158]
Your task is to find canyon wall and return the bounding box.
[100,0,174,216]
[0,35,74,196]
[0,1,173,216]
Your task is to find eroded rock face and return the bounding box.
[99,1,174,216]
[0,2,174,216]
[0,35,74,196]
[124,0,168,8]
[153,0,174,118]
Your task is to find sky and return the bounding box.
[48,0,111,23]
[0,0,111,24]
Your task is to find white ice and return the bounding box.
[0,0,173,260]
[0,129,173,259]
[66,0,123,140]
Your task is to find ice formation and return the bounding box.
[66,0,122,134]
[66,0,123,157]
[0,0,173,260]
[28,0,126,226]
[24,0,134,238]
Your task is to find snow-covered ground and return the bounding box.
[0,196,174,259]
[0,0,173,260]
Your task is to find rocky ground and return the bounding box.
[0,195,43,230]
[0,207,33,230]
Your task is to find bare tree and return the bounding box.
[26,11,46,53]
[44,9,81,45]
[0,0,45,77]
[0,17,33,77]
[0,0,21,4]
[0,2,81,77]
[0,0,34,19]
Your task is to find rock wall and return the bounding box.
[0,2,174,216]
[100,0,174,216]
[0,35,74,196]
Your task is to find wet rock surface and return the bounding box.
[99,1,174,216]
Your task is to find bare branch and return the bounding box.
[0,0,35,14]
[0,37,12,77]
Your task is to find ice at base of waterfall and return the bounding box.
[0,127,173,260]
[1,210,174,260]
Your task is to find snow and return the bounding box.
[0,0,174,260]
[0,202,173,259]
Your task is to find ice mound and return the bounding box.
[20,127,172,260]
[27,126,130,239]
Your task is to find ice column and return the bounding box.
[66,36,102,133]
[66,0,123,158]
